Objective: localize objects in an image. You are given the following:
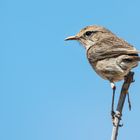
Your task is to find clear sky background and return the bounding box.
[1,0,140,140]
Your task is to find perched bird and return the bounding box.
[65,25,140,121]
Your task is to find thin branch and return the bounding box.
[111,72,134,140]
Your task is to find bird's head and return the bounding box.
[65,25,113,49]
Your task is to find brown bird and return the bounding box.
[65,25,140,121]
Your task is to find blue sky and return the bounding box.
[1,0,140,140]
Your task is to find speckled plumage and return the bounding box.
[66,25,140,83]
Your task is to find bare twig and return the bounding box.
[111,72,134,140]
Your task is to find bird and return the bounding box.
[65,25,140,122]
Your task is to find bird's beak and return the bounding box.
[65,36,79,41]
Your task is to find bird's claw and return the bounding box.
[111,111,115,120]
[113,121,123,127]
[112,112,123,127]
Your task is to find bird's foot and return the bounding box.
[112,111,123,127]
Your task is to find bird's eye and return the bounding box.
[84,31,98,37]
[85,31,93,37]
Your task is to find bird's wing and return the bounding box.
[87,37,140,62]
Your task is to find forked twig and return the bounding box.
[111,72,134,140]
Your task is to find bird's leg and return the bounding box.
[110,82,116,121]
[126,72,135,111]
[124,72,134,111]
[127,92,131,111]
